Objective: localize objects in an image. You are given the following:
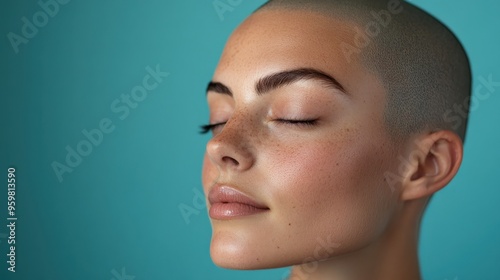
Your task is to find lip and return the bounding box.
[208,185,269,220]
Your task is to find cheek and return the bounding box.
[264,132,395,253]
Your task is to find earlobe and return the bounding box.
[400,131,463,201]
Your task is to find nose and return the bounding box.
[205,119,255,172]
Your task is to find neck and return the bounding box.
[287,199,427,280]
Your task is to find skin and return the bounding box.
[201,9,463,280]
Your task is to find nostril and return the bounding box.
[222,156,239,166]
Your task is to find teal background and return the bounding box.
[0,0,498,279]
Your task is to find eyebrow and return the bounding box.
[206,67,347,97]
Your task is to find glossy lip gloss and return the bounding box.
[208,185,269,220]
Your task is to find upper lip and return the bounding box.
[208,184,269,209]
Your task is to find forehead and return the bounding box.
[214,9,378,96]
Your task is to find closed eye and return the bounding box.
[199,121,227,134]
[199,119,318,134]
[276,119,318,126]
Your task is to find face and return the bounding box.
[202,9,402,269]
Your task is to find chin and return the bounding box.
[210,232,262,269]
[209,230,293,270]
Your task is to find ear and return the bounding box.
[399,131,463,201]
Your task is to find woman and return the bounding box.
[200,1,470,279]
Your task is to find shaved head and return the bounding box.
[204,1,469,274]
[256,0,471,142]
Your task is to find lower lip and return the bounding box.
[209,202,269,220]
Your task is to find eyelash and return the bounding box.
[199,119,318,134]
[277,118,318,126]
[199,122,226,134]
